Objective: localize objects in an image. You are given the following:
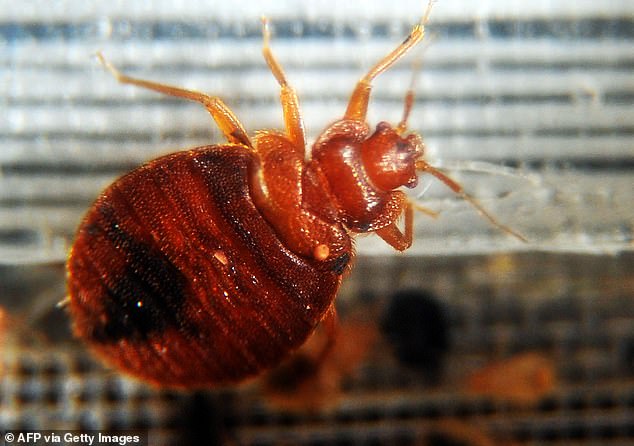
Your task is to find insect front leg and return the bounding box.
[374,196,414,251]
[96,52,253,148]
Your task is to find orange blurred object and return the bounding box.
[465,352,556,406]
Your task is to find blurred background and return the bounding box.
[1,0,633,444]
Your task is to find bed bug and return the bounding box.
[67,1,523,388]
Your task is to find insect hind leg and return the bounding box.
[95,52,253,148]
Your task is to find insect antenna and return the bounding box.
[393,10,527,243]
[395,61,419,135]
[416,159,528,242]
[396,37,435,135]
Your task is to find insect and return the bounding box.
[67,2,522,388]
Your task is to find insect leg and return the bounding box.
[261,17,306,152]
[96,52,253,148]
[344,0,434,122]
[374,199,414,251]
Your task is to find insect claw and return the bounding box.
[94,51,125,82]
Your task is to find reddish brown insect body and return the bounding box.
[67,2,519,388]
[68,146,345,386]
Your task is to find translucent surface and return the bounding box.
[1,0,633,263]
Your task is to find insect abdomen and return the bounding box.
[67,145,342,387]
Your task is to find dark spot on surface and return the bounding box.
[332,252,350,275]
[381,289,450,384]
[89,206,194,343]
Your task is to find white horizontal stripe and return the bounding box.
[2,0,632,22]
